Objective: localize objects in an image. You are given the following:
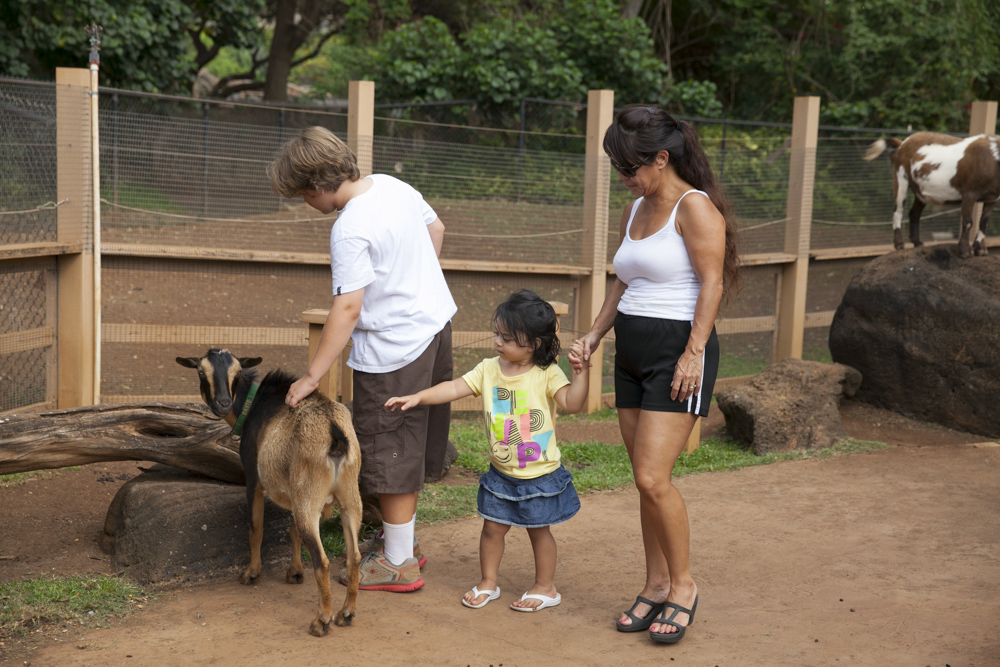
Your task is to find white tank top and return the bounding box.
[613,190,707,321]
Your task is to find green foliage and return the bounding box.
[0,0,263,93]
[668,0,1000,129]
[550,0,669,105]
[374,17,462,102]
[374,1,686,114]
[0,575,148,637]
[670,79,724,117]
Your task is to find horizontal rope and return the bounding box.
[0,199,69,216]
[740,218,789,230]
[100,198,336,224]
[446,228,582,239]
[813,207,960,226]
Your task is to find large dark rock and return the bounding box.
[717,358,862,454]
[829,245,1000,437]
[102,466,292,585]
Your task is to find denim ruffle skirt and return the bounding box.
[477,464,580,528]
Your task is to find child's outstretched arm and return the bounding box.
[386,377,474,412]
[554,340,590,414]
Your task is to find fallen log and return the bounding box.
[0,402,244,484]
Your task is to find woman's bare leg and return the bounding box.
[616,407,672,627]
[628,410,699,636]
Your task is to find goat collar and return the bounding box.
[231,380,261,437]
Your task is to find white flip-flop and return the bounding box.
[510,591,561,612]
[462,586,501,609]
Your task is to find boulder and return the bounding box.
[717,358,862,454]
[102,466,292,585]
[829,245,1000,437]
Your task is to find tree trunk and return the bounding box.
[263,0,317,102]
[0,403,245,485]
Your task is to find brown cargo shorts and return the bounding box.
[352,322,452,496]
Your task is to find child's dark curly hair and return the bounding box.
[491,289,561,369]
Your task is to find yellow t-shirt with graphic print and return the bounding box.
[462,357,571,479]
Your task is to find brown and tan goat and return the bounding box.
[176,349,362,636]
[864,131,1000,258]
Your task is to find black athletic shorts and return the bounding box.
[614,312,719,417]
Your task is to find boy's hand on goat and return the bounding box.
[286,376,319,408]
[385,395,420,411]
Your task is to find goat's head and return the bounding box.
[176,348,262,417]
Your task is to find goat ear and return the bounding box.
[176,357,200,368]
[239,357,263,369]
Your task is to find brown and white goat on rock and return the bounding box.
[864,132,1000,258]
[177,349,362,637]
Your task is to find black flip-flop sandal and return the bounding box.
[616,595,667,633]
[649,595,698,644]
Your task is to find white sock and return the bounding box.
[382,517,415,566]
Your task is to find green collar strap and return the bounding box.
[231,381,260,437]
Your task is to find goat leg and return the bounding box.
[908,198,925,248]
[959,197,976,259]
[286,522,305,584]
[334,484,364,627]
[974,201,995,256]
[239,485,265,585]
[297,514,332,637]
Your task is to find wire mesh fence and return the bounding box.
[3,77,991,411]
[0,80,60,245]
[1,78,91,412]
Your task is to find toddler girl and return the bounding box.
[385,289,589,611]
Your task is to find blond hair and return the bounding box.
[266,126,360,198]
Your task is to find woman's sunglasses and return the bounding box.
[609,156,652,178]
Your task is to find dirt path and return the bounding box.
[3,402,999,665]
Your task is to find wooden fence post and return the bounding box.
[968,101,998,245]
[348,80,374,177]
[774,96,820,362]
[580,89,614,413]
[55,67,97,408]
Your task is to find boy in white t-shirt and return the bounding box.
[267,126,457,592]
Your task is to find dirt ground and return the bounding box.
[2,399,999,666]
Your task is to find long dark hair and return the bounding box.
[492,289,561,369]
[604,104,741,297]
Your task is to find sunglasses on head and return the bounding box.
[609,156,652,178]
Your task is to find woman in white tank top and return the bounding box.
[573,105,740,644]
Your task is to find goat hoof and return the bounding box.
[309,618,330,637]
[335,610,354,627]
[893,243,904,251]
[975,246,988,257]
[238,569,258,585]
[912,241,924,248]
[286,570,304,584]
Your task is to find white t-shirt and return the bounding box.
[331,174,457,373]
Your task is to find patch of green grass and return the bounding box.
[416,415,891,526]
[312,418,889,545]
[0,467,79,488]
[557,407,619,423]
[718,353,770,378]
[802,347,833,364]
[417,485,480,524]
[0,575,148,638]
[450,419,490,474]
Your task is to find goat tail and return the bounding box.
[863,137,903,161]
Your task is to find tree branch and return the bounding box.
[0,403,245,485]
